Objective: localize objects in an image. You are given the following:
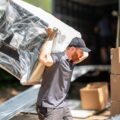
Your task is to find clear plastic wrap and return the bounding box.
[0,0,48,83]
[0,0,81,85]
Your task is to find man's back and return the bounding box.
[37,52,74,108]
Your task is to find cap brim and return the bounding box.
[81,47,91,52]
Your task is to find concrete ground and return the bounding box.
[11,109,110,120]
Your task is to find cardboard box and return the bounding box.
[111,47,120,74]
[111,101,120,116]
[111,74,120,101]
[80,82,109,110]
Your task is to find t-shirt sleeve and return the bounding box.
[51,53,60,63]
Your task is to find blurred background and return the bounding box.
[26,0,118,66]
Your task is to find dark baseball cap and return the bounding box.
[69,37,91,52]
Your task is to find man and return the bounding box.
[36,30,91,120]
[94,16,113,64]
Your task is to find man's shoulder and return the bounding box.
[52,52,65,57]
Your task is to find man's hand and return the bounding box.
[45,28,54,37]
[45,27,58,40]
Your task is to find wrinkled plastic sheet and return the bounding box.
[0,0,7,10]
[0,0,81,85]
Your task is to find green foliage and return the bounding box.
[0,69,13,80]
[23,0,52,13]
[23,0,40,7]
[0,69,20,88]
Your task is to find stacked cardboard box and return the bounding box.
[80,82,109,110]
[111,48,120,116]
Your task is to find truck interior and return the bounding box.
[53,0,118,106]
[53,0,118,65]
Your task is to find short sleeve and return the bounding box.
[51,53,60,63]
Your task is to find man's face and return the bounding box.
[70,47,83,64]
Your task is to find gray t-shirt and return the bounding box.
[37,52,74,108]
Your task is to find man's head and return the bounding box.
[68,37,91,52]
[66,37,91,64]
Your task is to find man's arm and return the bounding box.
[39,41,54,67]
[39,28,57,67]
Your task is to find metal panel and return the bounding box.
[0,85,40,120]
[71,65,110,82]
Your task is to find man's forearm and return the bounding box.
[39,28,58,67]
[39,40,54,66]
